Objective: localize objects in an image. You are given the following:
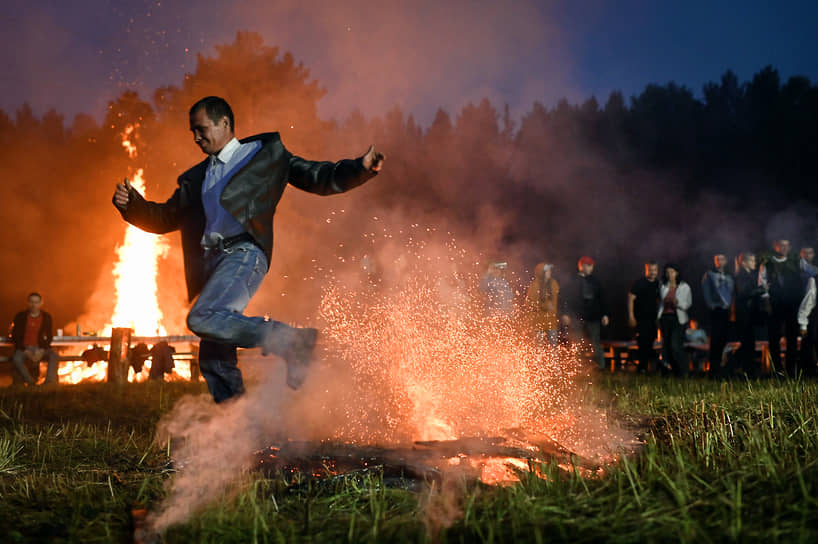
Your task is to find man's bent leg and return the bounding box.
[187,243,270,347]
[12,350,35,385]
[199,340,244,403]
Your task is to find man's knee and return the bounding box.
[186,308,214,337]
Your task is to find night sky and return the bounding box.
[2,0,817,125]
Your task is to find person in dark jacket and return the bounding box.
[759,239,802,375]
[628,261,660,373]
[734,252,764,377]
[702,254,735,377]
[561,256,609,370]
[113,96,383,402]
[9,292,59,385]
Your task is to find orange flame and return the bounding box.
[104,124,168,337]
[58,355,108,384]
[55,123,192,384]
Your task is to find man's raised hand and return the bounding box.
[114,178,133,208]
[362,145,385,172]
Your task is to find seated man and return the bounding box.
[9,292,59,385]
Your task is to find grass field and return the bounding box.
[0,376,816,543]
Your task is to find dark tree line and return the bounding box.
[2,31,816,336]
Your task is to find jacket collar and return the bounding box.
[179,132,281,185]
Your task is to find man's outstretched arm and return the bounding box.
[112,178,182,234]
[287,145,384,195]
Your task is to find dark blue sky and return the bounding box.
[2,0,816,126]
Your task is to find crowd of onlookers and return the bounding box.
[7,237,817,385]
[481,238,818,378]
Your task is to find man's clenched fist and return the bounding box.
[114,178,133,208]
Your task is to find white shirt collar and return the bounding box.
[213,137,241,164]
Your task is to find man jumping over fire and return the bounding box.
[112,96,384,402]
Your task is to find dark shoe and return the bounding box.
[260,322,318,389]
[285,327,318,390]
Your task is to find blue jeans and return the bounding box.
[13,348,59,384]
[186,241,272,402]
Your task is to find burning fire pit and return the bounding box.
[255,430,604,487]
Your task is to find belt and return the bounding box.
[203,232,261,253]
[222,232,257,249]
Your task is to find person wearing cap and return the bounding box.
[526,262,559,346]
[561,256,609,370]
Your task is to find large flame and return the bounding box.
[57,124,193,384]
[105,124,168,337]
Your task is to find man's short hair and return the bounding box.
[28,292,42,300]
[644,260,657,267]
[190,96,234,131]
[739,252,755,263]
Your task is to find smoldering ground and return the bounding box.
[149,225,638,532]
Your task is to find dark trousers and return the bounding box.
[767,303,799,374]
[635,319,657,372]
[12,348,59,384]
[660,314,688,377]
[708,308,730,377]
[736,318,758,378]
[569,320,605,369]
[583,320,606,370]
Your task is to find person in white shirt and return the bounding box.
[798,273,817,376]
[658,263,692,377]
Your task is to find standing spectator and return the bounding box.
[702,254,735,377]
[658,264,692,377]
[734,253,765,377]
[797,275,816,376]
[627,261,660,373]
[9,292,59,385]
[798,246,818,376]
[759,239,802,375]
[800,246,817,277]
[561,256,609,370]
[526,262,559,346]
[480,261,514,318]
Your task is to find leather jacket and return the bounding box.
[114,132,377,300]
